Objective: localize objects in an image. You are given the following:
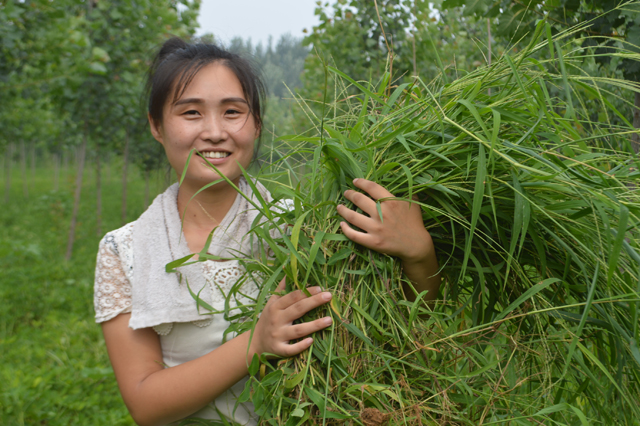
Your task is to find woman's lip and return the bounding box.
[200,155,231,165]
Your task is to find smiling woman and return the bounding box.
[93,36,439,426]
[94,38,337,426]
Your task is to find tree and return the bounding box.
[300,0,417,109]
[0,0,201,259]
[440,0,640,150]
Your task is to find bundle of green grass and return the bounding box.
[181,24,640,425]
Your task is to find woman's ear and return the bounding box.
[148,113,163,144]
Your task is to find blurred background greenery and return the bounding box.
[1,0,639,424]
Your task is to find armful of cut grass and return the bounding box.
[181,23,640,424]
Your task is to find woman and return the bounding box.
[94,37,440,426]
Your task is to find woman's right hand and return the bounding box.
[249,279,333,358]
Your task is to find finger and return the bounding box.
[336,204,377,231]
[278,337,314,357]
[280,290,332,321]
[272,287,324,310]
[353,178,394,201]
[343,189,378,218]
[340,221,381,251]
[282,316,333,341]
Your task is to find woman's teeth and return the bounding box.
[202,152,230,159]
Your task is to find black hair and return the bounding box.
[145,37,266,140]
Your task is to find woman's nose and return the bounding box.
[200,115,229,142]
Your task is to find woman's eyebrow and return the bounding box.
[172,97,248,107]
[220,97,248,104]
[173,97,204,106]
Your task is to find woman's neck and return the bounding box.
[176,178,241,253]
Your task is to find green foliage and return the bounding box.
[300,0,416,111]
[304,0,415,82]
[0,160,165,425]
[0,0,200,173]
[441,0,640,82]
[411,0,499,81]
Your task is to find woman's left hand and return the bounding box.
[336,178,433,263]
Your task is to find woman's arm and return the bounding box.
[336,178,441,301]
[102,283,332,426]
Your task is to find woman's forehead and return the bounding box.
[171,62,246,104]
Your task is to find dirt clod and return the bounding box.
[360,408,391,426]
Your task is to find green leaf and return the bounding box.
[165,253,196,273]
[248,354,260,376]
[303,230,325,285]
[290,210,312,288]
[495,278,560,321]
[460,141,486,279]
[608,204,629,284]
[91,46,110,62]
[291,408,305,418]
[305,387,351,420]
[88,62,107,75]
[562,264,599,375]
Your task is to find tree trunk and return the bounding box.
[96,147,102,236]
[632,90,640,154]
[20,141,28,198]
[53,153,60,191]
[4,144,12,203]
[106,154,111,182]
[30,144,36,188]
[121,129,129,225]
[144,169,150,210]
[63,149,68,175]
[65,137,87,261]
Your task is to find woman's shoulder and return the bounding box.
[99,221,136,257]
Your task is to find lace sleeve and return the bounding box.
[94,232,133,323]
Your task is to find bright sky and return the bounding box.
[196,0,321,46]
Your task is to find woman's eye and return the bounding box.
[226,109,241,115]
[184,110,199,116]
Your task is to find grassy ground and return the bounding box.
[0,158,167,425]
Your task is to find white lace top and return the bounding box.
[93,221,259,425]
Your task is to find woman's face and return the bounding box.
[149,62,259,188]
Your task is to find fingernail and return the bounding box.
[324,317,333,325]
[353,178,359,184]
[336,204,342,210]
[322,292,332,301]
